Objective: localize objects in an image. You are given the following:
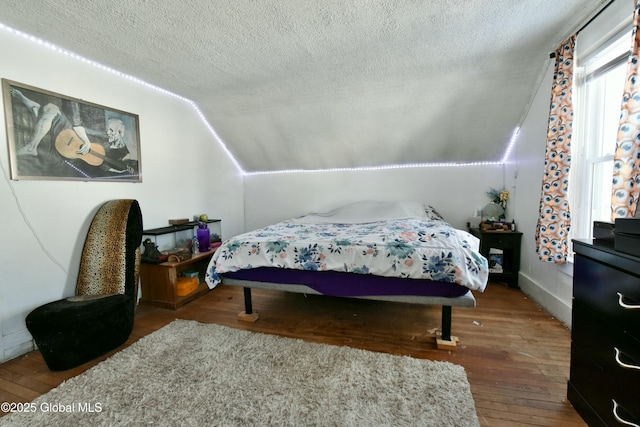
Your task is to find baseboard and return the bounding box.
[517,272,573,328]
[1,329,35,364]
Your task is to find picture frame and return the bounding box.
[2,79,142,182]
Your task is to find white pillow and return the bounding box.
[292,201,427,224]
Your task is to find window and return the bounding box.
[570,29,631,244]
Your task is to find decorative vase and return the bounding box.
[197,222,211,252]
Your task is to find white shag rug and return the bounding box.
[1,320,479,426]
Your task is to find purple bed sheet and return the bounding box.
[222,267,470,298]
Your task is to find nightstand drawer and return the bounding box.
[480,234,516,249]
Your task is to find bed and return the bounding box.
[205,201,489,349]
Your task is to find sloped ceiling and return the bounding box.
[0,0,608,173]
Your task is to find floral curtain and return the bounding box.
[612,0,640,219]
[535,36,576,263]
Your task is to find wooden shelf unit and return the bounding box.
[139,250,215,310]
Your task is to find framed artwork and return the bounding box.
[2,79,142,182]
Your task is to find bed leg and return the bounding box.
[436,306,459,350]
[237,287,260,322]
[441,306,452,341]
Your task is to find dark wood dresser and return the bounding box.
[569,239,640,426]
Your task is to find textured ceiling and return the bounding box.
[0,0,608,172]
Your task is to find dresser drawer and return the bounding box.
[574,255,640,339]
[572,301,640,388]
[570,345,640,427]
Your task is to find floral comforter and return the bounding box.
[205,213,489,292]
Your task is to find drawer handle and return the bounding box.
[614,348,640,371]
[613,399,640,427]
[617,292,640,310]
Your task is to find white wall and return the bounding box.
[244,165,505,231]
[0,30,245,362]
[244,0,635,329]
[505,62,576,325]
[242,67,576,327]
[505,0,634,327]
[2,1,629,363]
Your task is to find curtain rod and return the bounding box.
[549,0,617,58]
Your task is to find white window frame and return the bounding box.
[569,26,632,257]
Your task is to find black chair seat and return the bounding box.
[26,295,135,371]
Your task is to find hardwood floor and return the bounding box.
[0,282,585,426]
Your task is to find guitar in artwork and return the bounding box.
[54,129,137,174]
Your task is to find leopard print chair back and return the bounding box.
[75,199,142,300]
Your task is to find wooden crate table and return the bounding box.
[139,249,215,310]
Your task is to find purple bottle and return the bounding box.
[197,222,211,252]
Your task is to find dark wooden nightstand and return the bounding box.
[469,228,522,288]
